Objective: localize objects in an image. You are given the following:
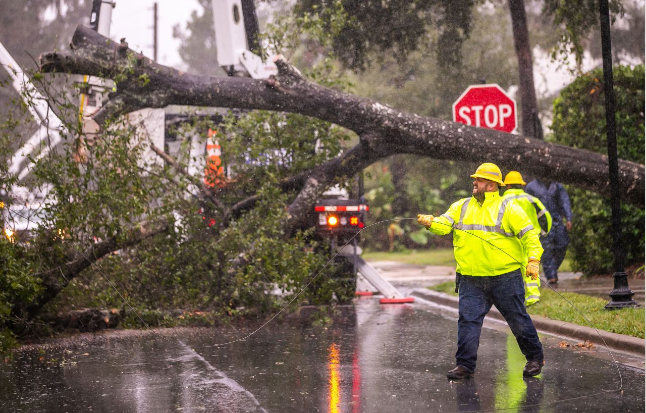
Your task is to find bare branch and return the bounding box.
[148,143,226,212]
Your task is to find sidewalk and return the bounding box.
[368,261,645,357]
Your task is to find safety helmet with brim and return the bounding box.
[470,162,505,186]
[503,170,526,185]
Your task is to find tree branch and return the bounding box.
[23,219,169,318]
[148,142,226,212]
[39,25,644,205]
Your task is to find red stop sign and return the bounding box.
[452,84,517,134]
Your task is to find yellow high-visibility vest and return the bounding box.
[503,188,549,303]
[428,191,543,276]
[502,188,552,236]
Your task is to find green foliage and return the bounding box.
[39,95,352,317]
[0,43,356,351]
[296,0,476,72]
[0,237,42,356]
[542,0,624,67]
[550,65,645,275]
[57,187,331,314]
[552,65,645,163]
[0,100,45,355]
[362,158,471,251]
[262,0,348,62]
[222,111,348,192]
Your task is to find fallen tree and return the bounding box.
[11,24,641,320]
[40,26,644,208]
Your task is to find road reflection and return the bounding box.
[454,334,547,412]
[328,343,340,413]
[0,300,642,412]
[352,348,361,413]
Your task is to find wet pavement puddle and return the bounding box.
[0,298,643,412]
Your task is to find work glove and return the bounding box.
[417,214,434,228]
[526,258,540,280]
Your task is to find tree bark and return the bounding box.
[509,0,543,140]
[40,25,644,208]
[390,155,409,218]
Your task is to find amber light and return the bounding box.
[349,216,359,226]
[327,215,339,226]
[3,228,15,242]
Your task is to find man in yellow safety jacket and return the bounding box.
[502,171,552,306]
[417,163,544,380]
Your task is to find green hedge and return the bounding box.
[551,65,644,275]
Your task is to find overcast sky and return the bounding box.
[105,0,635,96]
[110,0,200,71]
[30,0,639,98]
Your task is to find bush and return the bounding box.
[550,65,644,275]
[0,236,42,356]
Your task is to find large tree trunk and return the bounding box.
[39,25,644,210]
[509,0,543,140]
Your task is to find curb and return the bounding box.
[411,288,646,356]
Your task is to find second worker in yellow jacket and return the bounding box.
[502,170,553,306]
[417,163,544,380]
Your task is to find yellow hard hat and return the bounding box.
[470,163,505,186]
[504,171,526,185]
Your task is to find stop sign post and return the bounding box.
[452,84,517,134]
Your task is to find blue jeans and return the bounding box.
[541,223,569,281]
[456,269,543,372]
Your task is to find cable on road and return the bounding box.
[22,214,626,408]
[202,216,626,404]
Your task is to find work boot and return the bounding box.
[447,365,473,380]
[523,360,544,377]
[547,278,558,285]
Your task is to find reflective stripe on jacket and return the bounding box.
[524,271,541,304]
[428,191,543,276]
[502,189,553,236]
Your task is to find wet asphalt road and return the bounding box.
[0,297,644,412]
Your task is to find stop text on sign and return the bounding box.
[452,84,517,134]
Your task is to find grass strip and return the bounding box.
[363,249,457,266]
[429,281,645,339]
[363,249,572,271]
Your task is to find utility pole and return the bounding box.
[153,2,158,62]
[598,0,639,309]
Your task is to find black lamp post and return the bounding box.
[598,0,639,309]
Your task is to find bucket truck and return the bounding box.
[0,0,115,238]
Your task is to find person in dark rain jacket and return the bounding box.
[525,179,573,285]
